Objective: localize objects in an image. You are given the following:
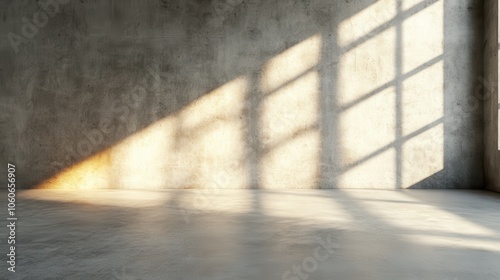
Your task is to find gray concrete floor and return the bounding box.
[1,189,500,280]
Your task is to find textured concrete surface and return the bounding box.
[0,189,499,279]
[484,0,500,193]
[0,0,484,190]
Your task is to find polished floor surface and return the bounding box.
[2,189,500,279]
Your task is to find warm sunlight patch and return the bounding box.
[37,149,112,189]
[261,34,321,94]
[402,123,444,188]
[338,0,396,47]
[338,27,396,106]
[402,0,443,73]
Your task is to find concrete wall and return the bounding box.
[484,0,500,192]
[0,0,484,189]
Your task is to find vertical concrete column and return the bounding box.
[484,0,500,192]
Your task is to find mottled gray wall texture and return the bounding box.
[484,0,499,192]
[0,0,484,189]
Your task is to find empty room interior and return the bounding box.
[1,0,500,279]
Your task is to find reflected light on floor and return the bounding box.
[344,190,498,236]
[21,189,168,208]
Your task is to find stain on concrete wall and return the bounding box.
[0,0,484,189]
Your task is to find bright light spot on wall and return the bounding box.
[338,27,396,106]
[402,0,443,73]
[261,34,321,94]
[261,131,320,189]
[402,61,443,136]
[402,123,443,188]
[338,0,396,47]
[37,76,248,189]
[340,87,396,167]
[260,34,321,189]
[261,71,319,148]
[111,116,176,189]
[37,149,112,189]
[339,148,397,189]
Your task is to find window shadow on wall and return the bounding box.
[0,0,482,190]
